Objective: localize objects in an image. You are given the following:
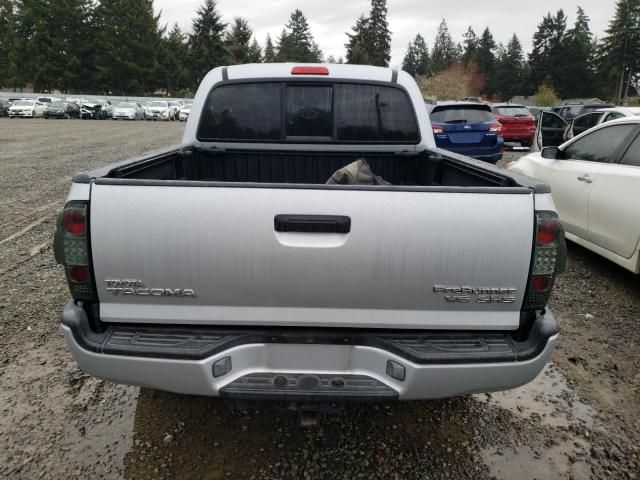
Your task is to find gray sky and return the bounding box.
[155,0,615,66]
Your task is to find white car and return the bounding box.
[565,107,640,140]
[178,102,192,121]
[146,100,173,121]
[37,96,63,105]
[8,99,46,118]
[113,102,144,120]
[509,115,640,273]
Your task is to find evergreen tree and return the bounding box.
[345,1,391,66]
[225,17,253,65]
[275,28,295,61]
[476,28,496,76]
[557,7,595,98]
[402,40,419,76]
[345,15,370,64]
[188,0,227,87]
[158,23,190,96]
[281,9,322,62]
[431,19,459,72]
[263,34,276,62]
[528,9,567,93]
[402,34,429,77]
[462,26,478,65]
[495,34,526,100]
[93,0,163,95]
[15,0,93,92]
[364,0,391,66]
[248,38,262,63]
[0,0,20,90]
[476,27,497,93]
[597,0,640,102]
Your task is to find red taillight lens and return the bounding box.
[433,126,444,134]
[63,209,86,235]
[523,212,566,310]
[291,66,329,75]
[537,219,560,245]
[68,265,89,283]
[490,123,504,135]
[532,275,552,292]
[54,201,97,302]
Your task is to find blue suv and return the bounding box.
[429,102,504,163]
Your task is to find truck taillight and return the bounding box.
[54,201,97,302]
[489,123,504,135]
[523,212,566,310]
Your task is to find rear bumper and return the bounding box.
[61,302,558,401]
[503,131,535,142]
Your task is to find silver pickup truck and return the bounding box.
[55,63,565,405]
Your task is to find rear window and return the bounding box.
[494,106,530,117]
[197,82,419,143]
[431,105,494,124]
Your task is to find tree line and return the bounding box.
[0,0,637,102]
[402,1,639,103]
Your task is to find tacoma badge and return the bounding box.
[105,279,197,298]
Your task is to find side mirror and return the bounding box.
[541,146,560,159]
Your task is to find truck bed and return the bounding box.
[94,146,542,190]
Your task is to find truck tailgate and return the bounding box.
[89,185,534,330]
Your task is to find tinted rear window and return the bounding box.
[286,85,332,138]
[197,82,419,143]
[494,106,530,117]
[431,105,494,124]
[334,84,419,142]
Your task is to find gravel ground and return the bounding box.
[0,119,638,479]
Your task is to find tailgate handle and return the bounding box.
[274,215,351,234]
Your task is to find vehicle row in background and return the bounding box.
[0,96,193,121]
[428,101,537,163]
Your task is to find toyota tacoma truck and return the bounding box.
[55,63,565,405]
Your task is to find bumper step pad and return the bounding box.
[220,372,398,402]
[62,301,557,364]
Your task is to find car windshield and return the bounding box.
[49,102,64,108]
[494,106,531,117]
[431,105,494,124]
[14,100,34,106]
[150,101,167,107]
[117,102,134,108]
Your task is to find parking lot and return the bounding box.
[0,119,638,479]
